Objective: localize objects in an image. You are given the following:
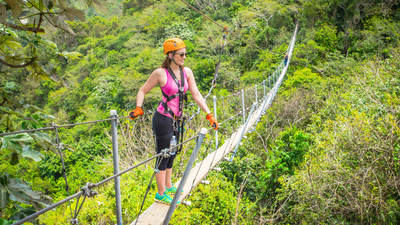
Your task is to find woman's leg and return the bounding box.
[165,168,173,189]
[156,170,166,195]
[165,128,178,190]
[153,111,174,196]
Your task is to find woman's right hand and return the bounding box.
[129,106,144,120]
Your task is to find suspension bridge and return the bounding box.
[4,22,298,225]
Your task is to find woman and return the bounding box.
[129,37,218,204]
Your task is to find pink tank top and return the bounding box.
[157,68,189,118]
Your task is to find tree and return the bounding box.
[0,1,93,222]
[0,0,90,68]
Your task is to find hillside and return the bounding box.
[1,0,399,224]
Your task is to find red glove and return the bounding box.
[129,106,144,120]
[206,113,218,130]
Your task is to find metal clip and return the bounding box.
[81,183,97,198]
[161,148,170,158]
[57,142,65,150]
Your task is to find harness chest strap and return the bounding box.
[161,67,186,119]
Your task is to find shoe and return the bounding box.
[165,186,183,196]
[155,193,172,205]
[154,193,181,205]
[165,186,177,195]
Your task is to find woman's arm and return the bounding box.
[136,68,163,107]
[186,67,211,114]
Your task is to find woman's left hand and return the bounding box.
[206,113,218,130]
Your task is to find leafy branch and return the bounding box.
[0,56,36,68]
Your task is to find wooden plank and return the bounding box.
[131,101,267,225]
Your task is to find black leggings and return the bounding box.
[152,111,179,170]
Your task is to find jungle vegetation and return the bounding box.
[1,0,399,224]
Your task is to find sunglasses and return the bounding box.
[176,52,188,57]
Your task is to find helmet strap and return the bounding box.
[170,51,179,67]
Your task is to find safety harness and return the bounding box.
[160,66,187,154]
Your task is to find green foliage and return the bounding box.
[221,152,265,201]
[299,0,400,57]
[0,173,51,217]
[190,58,216,90]
[314,24,338,52]
[2,0,400,224]
[283,67,322,92]
[257,43,288,76]
[256,127,311,201]
[0,218,14,225]
[164,22,194,41]
[0,0,87,75]
[123,0,157,15]
[292,39,327,66]
[240,70,262,85]
[39,167,154,225]
[170,173,256,225]
[269,48,400,224]
[351,16,400,58]
[1,124,53,165]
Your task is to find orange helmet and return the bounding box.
[163,38,186,54]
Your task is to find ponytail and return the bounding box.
[161,55,171,68]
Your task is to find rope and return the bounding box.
[11,132,202,225]
[95,134,198,187]
[179,0,226,29]
[0,116,133,137]
[11,192,82,225]
[52,123,74,221]
[203,31,228,100]
[0,117,116,137]
[53,124,69,192]
[186,28,228,123]
[11,150,164,225]
[71,194,87,224]
[181,0,229,123]
[1,126,55,137]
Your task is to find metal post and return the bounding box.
[268,76,271,88]
[255,84,258,105]
[213,96,218,150]
[110,110,122,225]
[263,80,266,97]
[163,128,208,225]
[241,89,245,123]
